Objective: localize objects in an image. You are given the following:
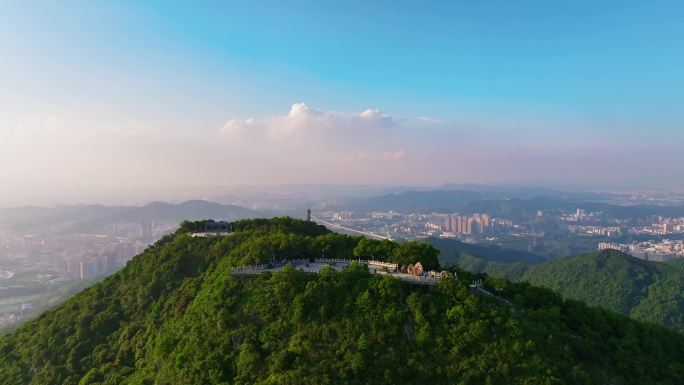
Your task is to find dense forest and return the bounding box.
[2,218,684,384]
[432,238,684,333]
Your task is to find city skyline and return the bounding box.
[1,1,683,207]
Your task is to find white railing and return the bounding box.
[231,259,309,273]
[231,259,404,274]
[190,231,233,238]
[231,259,451,286]
[311,258,398,269]
[367,260,399,269]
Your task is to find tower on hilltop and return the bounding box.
[306,208,312,222]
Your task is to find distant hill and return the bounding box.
[2,218,684,384]
[343,189,488,212]
[433,242,684,333]
[109,200,260,223]
[520,250,684,332]
[0,200,261,232]
[427,237,544,281]
[428,237,546,264]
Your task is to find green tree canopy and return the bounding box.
[352,238,398,261]
[389,241,440,270]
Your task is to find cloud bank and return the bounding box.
[214,104,410,183]
[1,103,682,206]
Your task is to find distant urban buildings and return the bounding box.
[315,205,684,256]
[632,216,684,235]
[599,240,684,262]
[568,225,622,237]
[140,221,154,238]
[0,219,178,332]
[321,210,516,240]
[443,214,494,235]
[560,208,602,223]
[61,240,144,280]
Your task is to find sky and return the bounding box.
[1,1,683,206]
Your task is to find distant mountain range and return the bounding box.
[344,188,684,220]
[0,200,262,233]
[431,237,684,333]
[343,185,611,213]
[344,189,487,213]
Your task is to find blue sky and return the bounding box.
[1,1,683,205]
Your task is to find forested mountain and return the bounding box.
[2,218,684,384]
[522,250,684,332]
[428,238,543,281]
[431,238,684,333]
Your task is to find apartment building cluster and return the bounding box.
[62,254,117,280]
[568,225,622,237]
[598,240,684,262]
[628,216,684,236]
[653,216,684,234]
[61,240,145,280]
[443,214,494,235]
[561,208,603,223]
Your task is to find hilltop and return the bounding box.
[2,218,684,384]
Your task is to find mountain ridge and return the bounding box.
[0,200,262,232]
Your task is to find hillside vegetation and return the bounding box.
[523,250,684,331]
[432,238,684,332]
[1,218,684,384]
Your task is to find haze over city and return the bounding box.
[1,1,683,207]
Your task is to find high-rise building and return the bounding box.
[466,218,475,234]
[140,222,154,238]
[480,214,489,230]
[444,214,494,235]
[62,260,81,280]
[460,216,468,234]
[79,260,96,280]
[96,254,118,275]
[62,260,69,279]
[450,215,458,232]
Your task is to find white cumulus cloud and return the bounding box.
[382,149,407,161]
[220,103,395,141]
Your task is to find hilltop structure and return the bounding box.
[190,220,233,237]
